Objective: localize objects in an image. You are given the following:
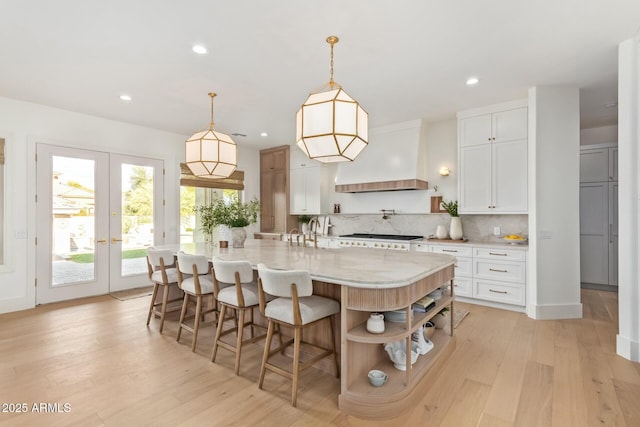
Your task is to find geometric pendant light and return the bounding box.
[296,36,368,163]
[185,92,238,179]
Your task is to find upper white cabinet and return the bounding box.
[458,101,528,214]
[289,148,330,215]
[580,146,618,182]
[460,107,528,147]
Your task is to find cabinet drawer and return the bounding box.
[430,245,473,257]
[474,259,526,283]
[453,256,472,276]
[473,279,525,306]
[452,277,472,298]
[474,247,526,261]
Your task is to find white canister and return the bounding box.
[366,313,385,334]
[435,225,448,239]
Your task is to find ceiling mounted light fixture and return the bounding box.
[466,77,479,85]
[185,92,237,179]
[296,35,368,163]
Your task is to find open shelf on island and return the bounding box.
[346,291,452,343]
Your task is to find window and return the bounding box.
[180,187,239,243]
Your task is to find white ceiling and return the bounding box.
[1,1,638,149]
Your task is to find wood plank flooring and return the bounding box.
[0,289,638,426]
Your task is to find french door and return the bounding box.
[36,144,164,304]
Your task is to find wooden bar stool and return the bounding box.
[256,263,340,407]
[211,258,266,375]
[176,252,216,352]
[145,247,182,333]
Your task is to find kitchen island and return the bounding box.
[169,239,456,418]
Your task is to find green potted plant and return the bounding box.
[195,194,260,247]
[298,214,312,234]
[441,199,463,240]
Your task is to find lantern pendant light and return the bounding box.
[185,92,238,179]
[296,36,368,163]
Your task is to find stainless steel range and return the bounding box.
[337,233,423,251]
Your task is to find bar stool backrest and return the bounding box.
[147,247,174,269]
[177,252,209,275]
[212,258,253,284]
[257,263,313,298]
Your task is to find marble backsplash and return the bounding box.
[326,213,528,242]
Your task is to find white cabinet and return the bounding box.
[289,149,330,215]
[460,107,528,147]
[458,103,528,214]
[580,146,618,182]
[579,145,618,287]
[430,244,472,298]
[472,247,526,306]
[412,242,528,310]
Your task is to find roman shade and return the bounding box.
[179,163,244,190]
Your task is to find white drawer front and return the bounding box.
[474,259,526,283]
[430,245,473,257]
[453,277,472,298]
[454,256,473,276]
[473,279,525,306]
[412,243,430,252]
[474,247,526,261]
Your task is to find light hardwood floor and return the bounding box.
[0,289,638,426]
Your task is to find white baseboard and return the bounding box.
[529,303,583,320]
[617,334,640,362]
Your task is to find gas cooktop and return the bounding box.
[339,233,423,241]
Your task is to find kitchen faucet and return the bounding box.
[306,217,320,249]
[287,228,305,246]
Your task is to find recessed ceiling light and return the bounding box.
[120,94,132,101]
[260,132,268,137]
[466,77,479,86]
[192,45,207,54]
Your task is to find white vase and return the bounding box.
[231,227,247,248]
[301,223,308,234]
[450,217,463,240]
[435,225,448,239]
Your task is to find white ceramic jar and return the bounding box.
[366,313,385,334]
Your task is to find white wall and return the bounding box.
[528,87,583,319]
[0,96,259,314]
[580,124,618,145]
[617,37,640,362]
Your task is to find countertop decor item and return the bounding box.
[195,193,259,247]
[442,199,463,240]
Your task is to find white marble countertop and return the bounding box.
[159,240,455,289]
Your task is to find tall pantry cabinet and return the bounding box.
[260,145,294,234]
[579,144,618,287]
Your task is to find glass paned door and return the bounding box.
[36,145,165,303]
[109,154,164,292]
[36,144,110,304]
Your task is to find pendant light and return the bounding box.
[296,36,368,163]
[185,92,238,179]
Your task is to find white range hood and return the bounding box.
[335,119,428,192]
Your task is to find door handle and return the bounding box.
[96,239,107,244]
[111,238,123,244]
[609,224,613,243]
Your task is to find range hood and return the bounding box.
[335,119,428,192]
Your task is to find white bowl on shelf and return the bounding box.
[384,341,419,371]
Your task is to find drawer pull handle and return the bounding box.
[489,268,508,273]
[489,289,508,294]
[489,252,507,256]
[442,249,458,253]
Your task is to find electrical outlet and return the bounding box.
[493,226,500,236]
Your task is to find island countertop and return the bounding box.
[159,239,455,289]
